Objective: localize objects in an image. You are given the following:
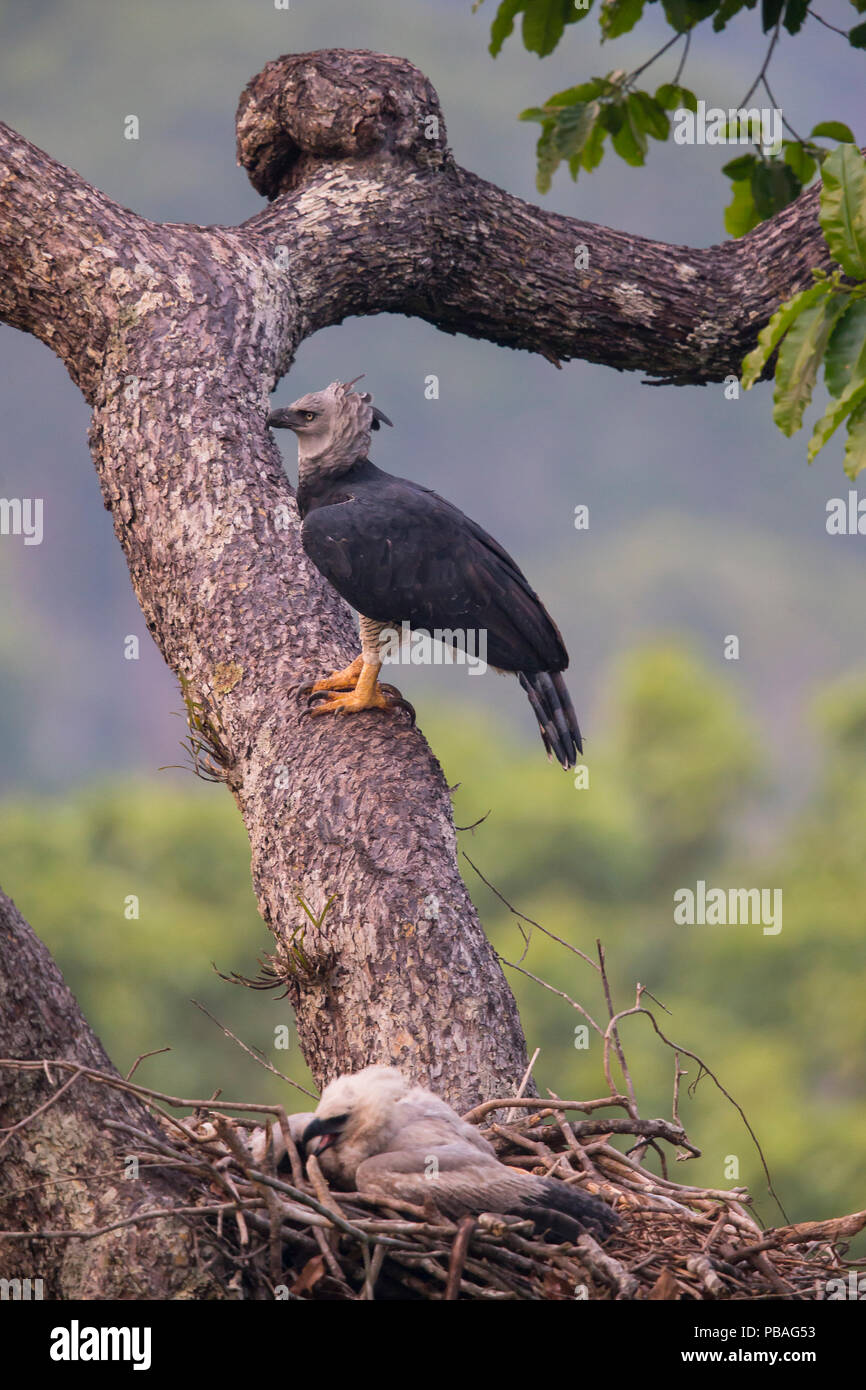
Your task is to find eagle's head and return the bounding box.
[301,1065,408,1181]
[267,378,392,474]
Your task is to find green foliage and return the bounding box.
[655,82,698,112]
[0,782,314,1104]
[600,0,645,39]
[811,121,857,144]
[520,74,674,190]
[488,0,589,57]
[614,646,762,879]
[819,142,866,277]
[742,146,866,476]
[659,0,719,29]
[724,175,763,237]
[721,125,859,240]
[781,0,809,35]
[742,281,828,388]
[483,0,862,219]
[420,646,866,1231]
[773,291,848,438]
[723,149,803,237]
[4,647,865,1231]
[711,0,758,33]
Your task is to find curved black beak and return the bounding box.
[302,1113,347,1154]
[267,407,300,431]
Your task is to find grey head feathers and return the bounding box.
[267,378,393,479]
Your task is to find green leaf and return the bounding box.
[534,121,560,193]
[553,102,599,158]
[725,179,763,238]
[761,0,784,30]
[519,106,551,123]
[720,111,766,143]
[579,116,607,171]
[819,144,866,278]
[783,0,809,33]
[548,79,611,104]
[849,20,866,46]
[660,0,692,28]
[661,0,717,25]
[713,0,757,31]
[742,281,830,388]
[655,83,698,112]
[843,399,866,478]
[628,90,670,141]
[782,141,816,185]
[774,293,849,436]
[612,101,647,165]
[810,121,856,143]
[601,101,624,136]
[522,0,571,55]
[489,0,526,56]
[600,0,645,38]
[825,299,866,397]
[751,159,801,220]
[722,153,758,180]
[807,369,866,462]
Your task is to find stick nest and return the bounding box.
[109,1089,864,1302]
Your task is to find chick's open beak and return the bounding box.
[302,1114,342,1155]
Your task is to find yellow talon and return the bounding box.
[310,654,365,693]
[310,660,390,714]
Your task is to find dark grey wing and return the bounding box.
[301,475,568,674]
[355,1147,617,1242]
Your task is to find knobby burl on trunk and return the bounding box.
[0,50,837,1115]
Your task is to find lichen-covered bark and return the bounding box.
[0,48,845,1132]
[0,888,227,1298]
[238,52,837,386]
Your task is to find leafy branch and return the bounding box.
[480,0,863,226]
[741,144,866,476]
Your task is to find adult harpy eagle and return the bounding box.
[268,380,582,768]
[299,1065,618,1243]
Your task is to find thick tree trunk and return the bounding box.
[0,888,228,1298]
[0,48,842,1128]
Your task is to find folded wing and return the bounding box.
[301,469,569,675]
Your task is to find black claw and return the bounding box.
[297,691,327,723]
[379,685,416,724]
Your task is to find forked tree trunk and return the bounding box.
[0,49,840,1149]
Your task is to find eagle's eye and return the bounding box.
[303,411,316,421]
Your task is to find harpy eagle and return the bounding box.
[298,1065,617,1243]
[268,380,583,769]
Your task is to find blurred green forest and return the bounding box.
[2,643,863,1236]
[0,0,863,1261]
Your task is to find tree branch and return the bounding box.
[0,47,842,1120]
[240,51,835,386]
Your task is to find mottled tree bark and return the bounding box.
[0,888,228,1298]
[0,48,841,1139]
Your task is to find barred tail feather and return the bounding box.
[518,670,583,769]
[518,1178,618,1244]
